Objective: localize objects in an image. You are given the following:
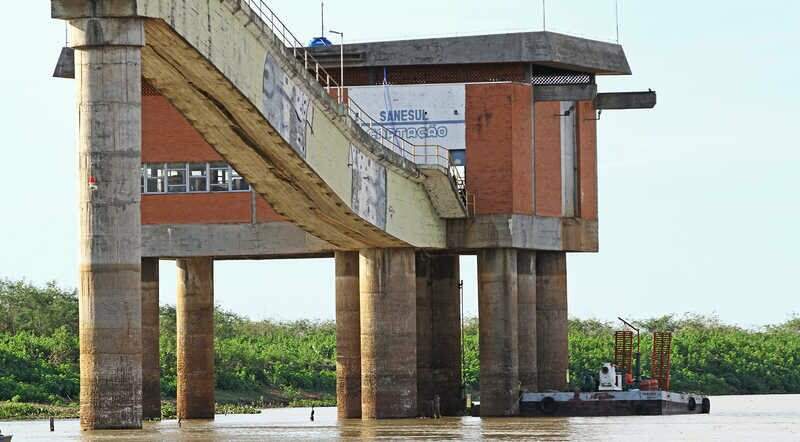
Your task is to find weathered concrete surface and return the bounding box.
[536,252,569,391]
[477,249,519,416]
[533,84,597,102]
[309,31,631,75]
[360,248,417,418]
[141,258,160,420]
[517,251,538,392]
[595,91,657,110]
[415,253,433,417]
[176,257,215,420]
[335,252,361,419]
[447,215,598,252]
[73,17,143,430]
[429,254,464,415]
[142,222,334,259]
[418,167,468,218]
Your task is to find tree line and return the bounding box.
[0,279,798,407]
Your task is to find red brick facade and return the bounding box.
[465,83,534,216]
[576,101,598,220]
[534,101,562,217]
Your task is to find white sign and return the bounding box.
[348,84,466,151]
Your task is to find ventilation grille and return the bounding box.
[531,66,594,86]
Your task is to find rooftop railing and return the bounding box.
[241,0,466,200]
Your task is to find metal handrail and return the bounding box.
[241,0,466,201]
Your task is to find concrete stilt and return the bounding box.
[415,253,433,417]
[477,249,519,416]
[536,252,569,391]
[517,251,538,392]
[335,251,361,419]
[430,254,464,416]
[141,258,161,420]
[359,248,417,419]
[176,257,215,420]
[72,17,145,430]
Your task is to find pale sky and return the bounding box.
[1,1,797,327]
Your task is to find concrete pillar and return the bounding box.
[141,258,161,419]
[517,251,538,392]
[359,248,417,419]
[430,255,464,416]
[477,249,519,416]
[415,253,433,417]
[176,258,215,419]
[335,251,361,419]
[536,252,569,391]
[72,17,145,430]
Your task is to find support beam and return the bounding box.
[73,17,144,430]
[594,91,657,110]
[430,254,464,415]
[360,248,417,419]
[415,253,433,417]
[141,258,161,420]
[536,252,569,391]
[176,257,215,420]
[517,251,538,392]
[335,251,361,419]
[477,249,519,416]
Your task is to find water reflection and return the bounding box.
[1,395,799,441]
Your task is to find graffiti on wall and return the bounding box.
[350,145,387,229]
[262,54,313,157]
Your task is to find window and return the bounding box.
[189,164,208,192]
[166,163,187,193]
[145,165,165,193]
[210,162,230,192]
[141,162,248,194]
[231,168,250,191]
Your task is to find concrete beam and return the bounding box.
[52,0,138,19]
[176,257,215,420]
[533,84,597,102]
[477,249,519,416]
[142,222,334,259]
[335,252,361,419]
[536,252,568,391]
[141,258,161,420]
[74,17,144,430]
[359,248,417,418]
[310,31,631,75]
[517,251,538,393]
[594,91,657,110]
[447,215,598,252]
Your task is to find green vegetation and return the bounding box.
[1,279,799,419]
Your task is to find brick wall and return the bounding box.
[141,82,284,225]
[465,83,533,215]
[576,100,598,220]
[534,101,562,217]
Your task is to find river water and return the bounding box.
[2,395,798,441]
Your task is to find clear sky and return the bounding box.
[1,1,797,327]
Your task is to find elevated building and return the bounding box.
[52,0,653,428]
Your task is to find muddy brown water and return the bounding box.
[2,395,798,441]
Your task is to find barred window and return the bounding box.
[141,162,249,194]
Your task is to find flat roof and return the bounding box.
[309,31,631,75]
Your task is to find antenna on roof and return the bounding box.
[615,0,620,43]
[321,1,325,37]
[542,0,547,31]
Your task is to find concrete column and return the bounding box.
[415,253,433,417]
[517,251,538,392]
[335,251,361,419]
[536,252,569,391]
[176,258,215,419]
[477,249,519,416]
[430,254,464,416]
[141,258,161,419]
[359,248,417,419]
[72,17,145,430]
